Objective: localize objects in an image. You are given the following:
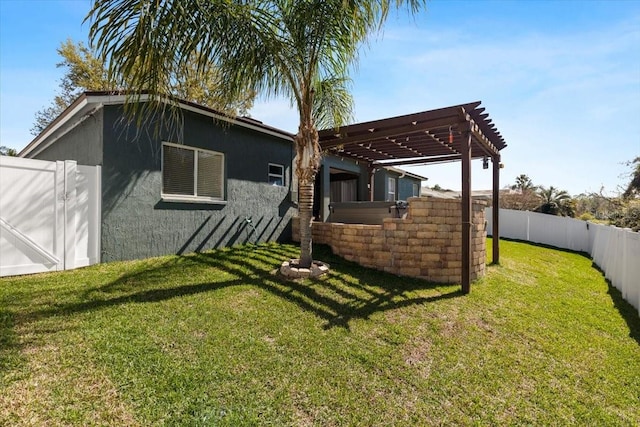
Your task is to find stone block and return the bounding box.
[371,236,385,245]
[399,267,419,277]
[421,253,440,262]
[383,221,397,231]
[340,227,355,235]
[437,224,451,232]
[416,231,436,239]
[409,207,429,216]
[393,230,409,239]
[407,238,421,247]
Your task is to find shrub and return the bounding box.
[609,201,640,232]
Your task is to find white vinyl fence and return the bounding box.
[487,208,640,315]
[0,156,101,277]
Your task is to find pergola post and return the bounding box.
[461,129,472,294]
[368,165,375,201]
[492,154,500,264]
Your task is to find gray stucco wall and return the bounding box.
[99,105,297,261]
[29,109,104,165]
[398,175,421,200]
[373,169,421,201]
[317,154,368,221]
[374,169,392,201]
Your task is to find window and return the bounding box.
[413,183,420,197]
[268,163,285,186]
[387,177,396,201]
[330,179,357,202]
[162,142,224,202]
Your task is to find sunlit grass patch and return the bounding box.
[1,240,638,425]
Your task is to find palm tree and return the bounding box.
[87,0,425,268]
[536,186,572,216]
[511,174,538,193]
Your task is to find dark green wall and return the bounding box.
[317,154,368,221]
[30,109,104,166]
[373,169,390,201]
[398,175,421,200]
[374,168,422,201]
[99,105,297,261]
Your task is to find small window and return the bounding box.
[268,163,285,186]
[413,183,420,197]
[162,142,224,202]
[387,177,396,201]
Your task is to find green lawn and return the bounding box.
[1,239,638,426]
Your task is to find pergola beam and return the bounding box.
[373,154,462,167]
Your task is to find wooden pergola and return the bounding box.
[318,101,507,293]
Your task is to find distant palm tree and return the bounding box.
[536,186,572,216]
[87,0,425,268]
[511,174,538,193]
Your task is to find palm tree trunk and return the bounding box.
[295,119,321,269]
[298,181,314,268]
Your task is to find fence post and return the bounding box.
[63,160,77,270]
[54,162,66,271]
[92,165,102,264]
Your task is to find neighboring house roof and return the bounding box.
[383,166,429,182]
[420,188,514,199]
[19,91,295,158]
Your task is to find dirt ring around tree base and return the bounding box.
[279,259,330,279]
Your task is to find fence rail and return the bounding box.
[486,208,640,315]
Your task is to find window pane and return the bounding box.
[387,177,396,201]
[163,145,194,195]
[268,163,284,186]
[269,176,284,186]
[197,151,223,198]
[269,164,283,175]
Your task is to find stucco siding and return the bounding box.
[398,176,421,200]
[373,170,389,201]
[28,109,104,166]
[98,105,296,261]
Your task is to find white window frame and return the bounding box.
[268,163,285,186]
[413,182,420,197]
[387,177,396,201]
[161,142,226,204]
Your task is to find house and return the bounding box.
[20,91,426,262]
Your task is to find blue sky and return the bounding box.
[1,0,639,195]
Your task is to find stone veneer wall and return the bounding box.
[292,197,487,283]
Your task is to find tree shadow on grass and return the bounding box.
[0,308,23,383]
[27,243,461,331]
[592,262,640,345]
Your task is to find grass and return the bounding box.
[1,239,639,426]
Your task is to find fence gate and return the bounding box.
[0,156,101,277]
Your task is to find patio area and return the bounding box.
[304,101,507,291]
